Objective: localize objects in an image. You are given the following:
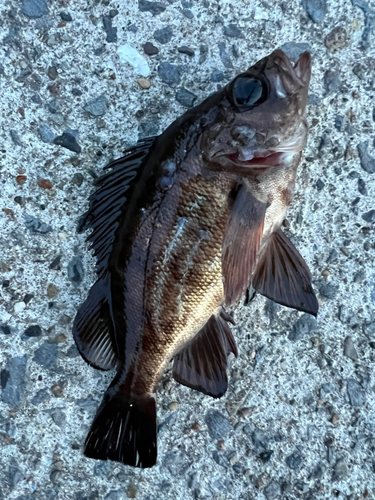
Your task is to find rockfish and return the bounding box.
[73,49,318,468]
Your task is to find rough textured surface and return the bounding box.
[0,1,374,499]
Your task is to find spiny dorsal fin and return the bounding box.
[173,310,237,399]
[78,137,157,276]
[252,229,318,316]
[222,183,267,306]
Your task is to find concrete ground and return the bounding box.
[0,0,375,499]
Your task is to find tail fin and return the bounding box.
[84,387,157,468]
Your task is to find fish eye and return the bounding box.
[232,77,267,108]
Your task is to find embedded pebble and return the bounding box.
[323,71,341,95]
[31,389,50,405]
[23,325,42,338]
[154,26,173,44]
[137,77,151,89]
[302,0,327,22]
[1,356,27,404]
[210,69,224,82]
[83,95,108,117]
[10,130,23,146]
[138,0,167,16]
[199,44,208,64]
[1,325,11,335]
[288,313,317,340]
[343,336,358,361]
[38,125,56,144]
[175,87,197,108]
[182,8,194,19]
[60,11,72,22]
[33,342,58,369]
[177,46,195,57]
[22,0,49,18]
[168,401,179,411]
[357,142,375,174]
[205,410,232,440]
[143,42,159,55]
[218,43,234,69]
[54,130,81,153]
[362,210,375,222]
[223,24,244,38]
[358,178,367,195]
[118,44,150,77]
[347,378,365,406]
[324,27,349,52]
[319,284,337,299]
[24,215,52,234]
[67,256,84,285]
[332,458,348,481]
[158,62,181,86]
[14,302,26,314]
[285,452,303,470]
[264,481,281,500]
[103,15,117,43]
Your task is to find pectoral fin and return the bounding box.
[222,183,267,306]
[173,310,237,399]
[252,229,318,316]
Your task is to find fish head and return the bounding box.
[202,49,312,171]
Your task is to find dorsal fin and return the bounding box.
[78,137,157,276]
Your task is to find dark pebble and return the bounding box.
[138,0,167,16]
[1,325,11,335]
[259,450,274,463]
[323,70,341,95]
[210,69,224,82]
[49,255,62,270]
[31,94,43,104]
[243,425,269,451]
[154,26,173,44]
[76,395,99,412]
[54,131,82,154]
[353,269,365,283]
[218,42,233,69]
[280,42,311,60]
[23,325,42,338]
[38,125,56,144]
[138,120,160,139]
[67,256,84,285]
[327,248,338,262]
[332,458,348,481]
[232,462,245,474]
[24,214,52,234]
[358,178,367,195]
[351,0,373,48]
[72,173,84,187]
[224,24,244,38]
[319,284,337,299]
[158,62,180,86]
[22,0,49,18]
[143,42,159,55]
[309,461,325,479]
[182,8,194,18]
[231,44,239,59]
[1,356,27,404]
[24,293,34,304]
[60,11,72,22]
[362,210,375,223]
[289,313,317,341]
[102,16,117,43]
[65,344,79,358]
[212,451,227,467]
[205,410,232,440]
[8,465,23,489]
[50,409,66,427]
[347,378,365,406]
[357,142,375,173]
[109,9,119,17]
[264,481,281,500]
[31,389,50,405]
[334,115,345,131]
[199,44,208,64]
[10,130,23,146]
[47,99,59,114]
[48,66,58,80]
[175,87,197,107]
[316,179,325,190]
[178,46,194,56]
[127,23,137,32]
[33,342,58,369]
[83,95,108,116]
[302,0,327,22]
[343,336,358,361]
[285,452,303,470]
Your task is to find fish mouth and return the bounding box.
[223,151,284,170]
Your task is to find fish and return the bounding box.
[73,49,318,469]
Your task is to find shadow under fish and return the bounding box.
[73,49,318,468]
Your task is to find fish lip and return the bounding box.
[222,151,284,169]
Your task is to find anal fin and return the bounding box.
[252,229,319,316]
[72,275,118,370]
[173,310,237,399]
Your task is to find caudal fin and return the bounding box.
[84,388,157,468]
